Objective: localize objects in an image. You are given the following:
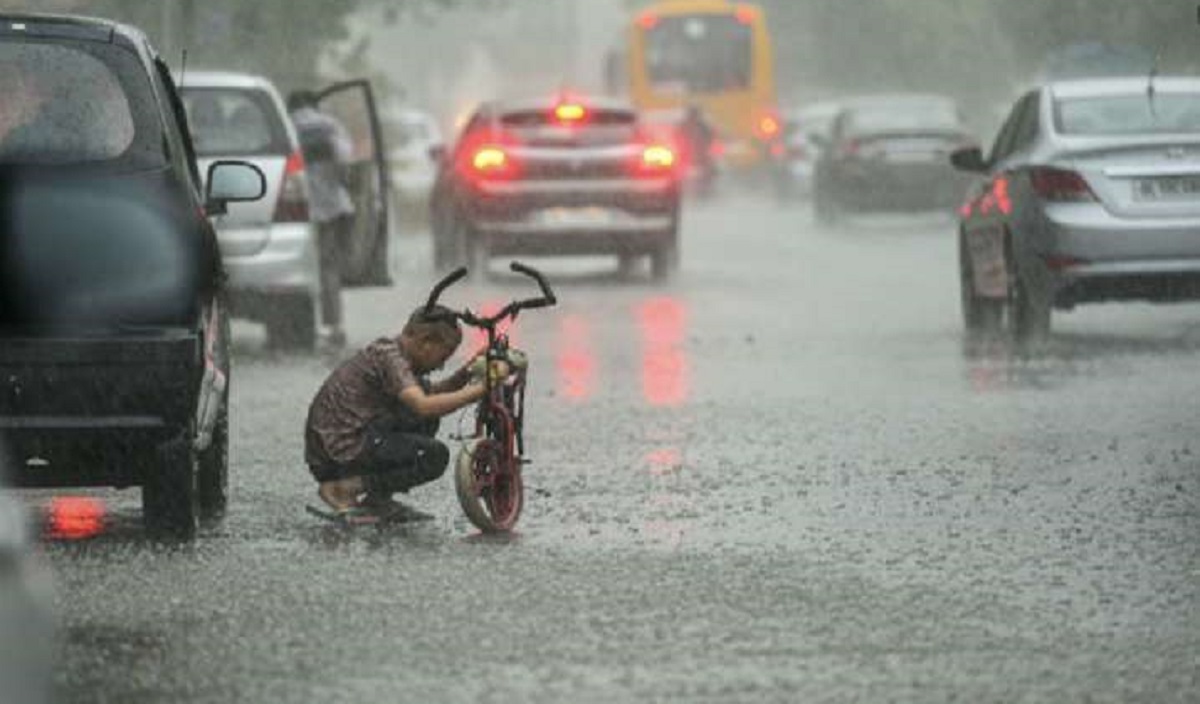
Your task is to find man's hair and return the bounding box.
[286,90,319,113]
[403,304,462,348]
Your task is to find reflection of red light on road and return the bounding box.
[557,314,595,402]
[46,497,106,540]
[638,297,689,407]
[646,447,682,476]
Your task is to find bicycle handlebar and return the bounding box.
[510,262,557,308]
[423,267,468,318]
[420,261,557,330]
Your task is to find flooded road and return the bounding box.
[40,196,1200,702]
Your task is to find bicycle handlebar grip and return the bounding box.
[424,267,468,314]
[509,261,557,305]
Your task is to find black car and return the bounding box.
[430,97,682,280]
[813,94,976,222]
[0,14,266,538]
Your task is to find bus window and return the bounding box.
[645,15,752,93]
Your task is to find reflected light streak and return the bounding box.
[645,446,682,476]
[556,314,595,402]
[638,297,690,407]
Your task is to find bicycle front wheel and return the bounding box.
[454,437,523,533]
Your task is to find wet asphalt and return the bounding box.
[31,195,1200,703]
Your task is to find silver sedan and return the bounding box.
[953,76,1200,339]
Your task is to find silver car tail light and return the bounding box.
[1030,166,1097,203]
[273,150,310,223]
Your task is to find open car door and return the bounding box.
[317,80,391,287]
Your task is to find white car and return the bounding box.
[385,108,444,205]
[181,72,321,349]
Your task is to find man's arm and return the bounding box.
[398,382,486,419]
[430,365,473,394]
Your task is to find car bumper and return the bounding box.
[477,218,676,256]
[0,333,199,487]
[463,178,679,256]
[836,161,966,208]
[221,222,319,297]
[1036,204,1200,305]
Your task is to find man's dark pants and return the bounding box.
[310,406,450,497]
[317,215,352,330]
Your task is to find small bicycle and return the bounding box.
[422,261,557,533]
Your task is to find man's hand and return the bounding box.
[468,356,512,384]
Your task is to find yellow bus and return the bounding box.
[607,0,778,170]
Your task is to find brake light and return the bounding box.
[1030,167,1096,202]
[735,4,758,24]
[757,115,780,139]
[473,147,507,172]
[274,150,310,223]
[555,103,586,123]
[466,144,519,181]
[46,497,106,541]
[641,144,676,172]
[637,12,659,29]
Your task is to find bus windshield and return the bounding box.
[645,14,751,93]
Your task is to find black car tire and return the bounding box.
[197,405,228,521]
[264,294,316,351]
[960,237,1002,334]
[650,230,679,282]
[469,229,490,282]
[143,433,200,540]
[815,182,839,225]
[1011,274,1051,343]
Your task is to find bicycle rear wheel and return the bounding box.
[454,437,523,533]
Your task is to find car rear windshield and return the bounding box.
[182,87,291,156]
[848,102,962,135]
[0,40,146,165]
[645,14,752,93]
[1055,94,1200,135]
[500,109,639,147]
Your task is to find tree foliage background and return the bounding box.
[761,0,1200,105]
[0,0,503,91]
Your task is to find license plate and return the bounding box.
[536,207,614,226]
[1134,175,1200,200]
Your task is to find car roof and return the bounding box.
[179,71,281,92]
[0,12,147,51]
[487,96,637,116]
[1048,76,1200,99]
[838,93,957,111]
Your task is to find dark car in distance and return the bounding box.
[813,94,977,222]
[0,14,266,538]
[430,96,682,280]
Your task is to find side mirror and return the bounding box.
[427,144,447,163]
[950,146,988,173]
[205,161,267,216]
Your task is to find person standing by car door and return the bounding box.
[288,90,354,349]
